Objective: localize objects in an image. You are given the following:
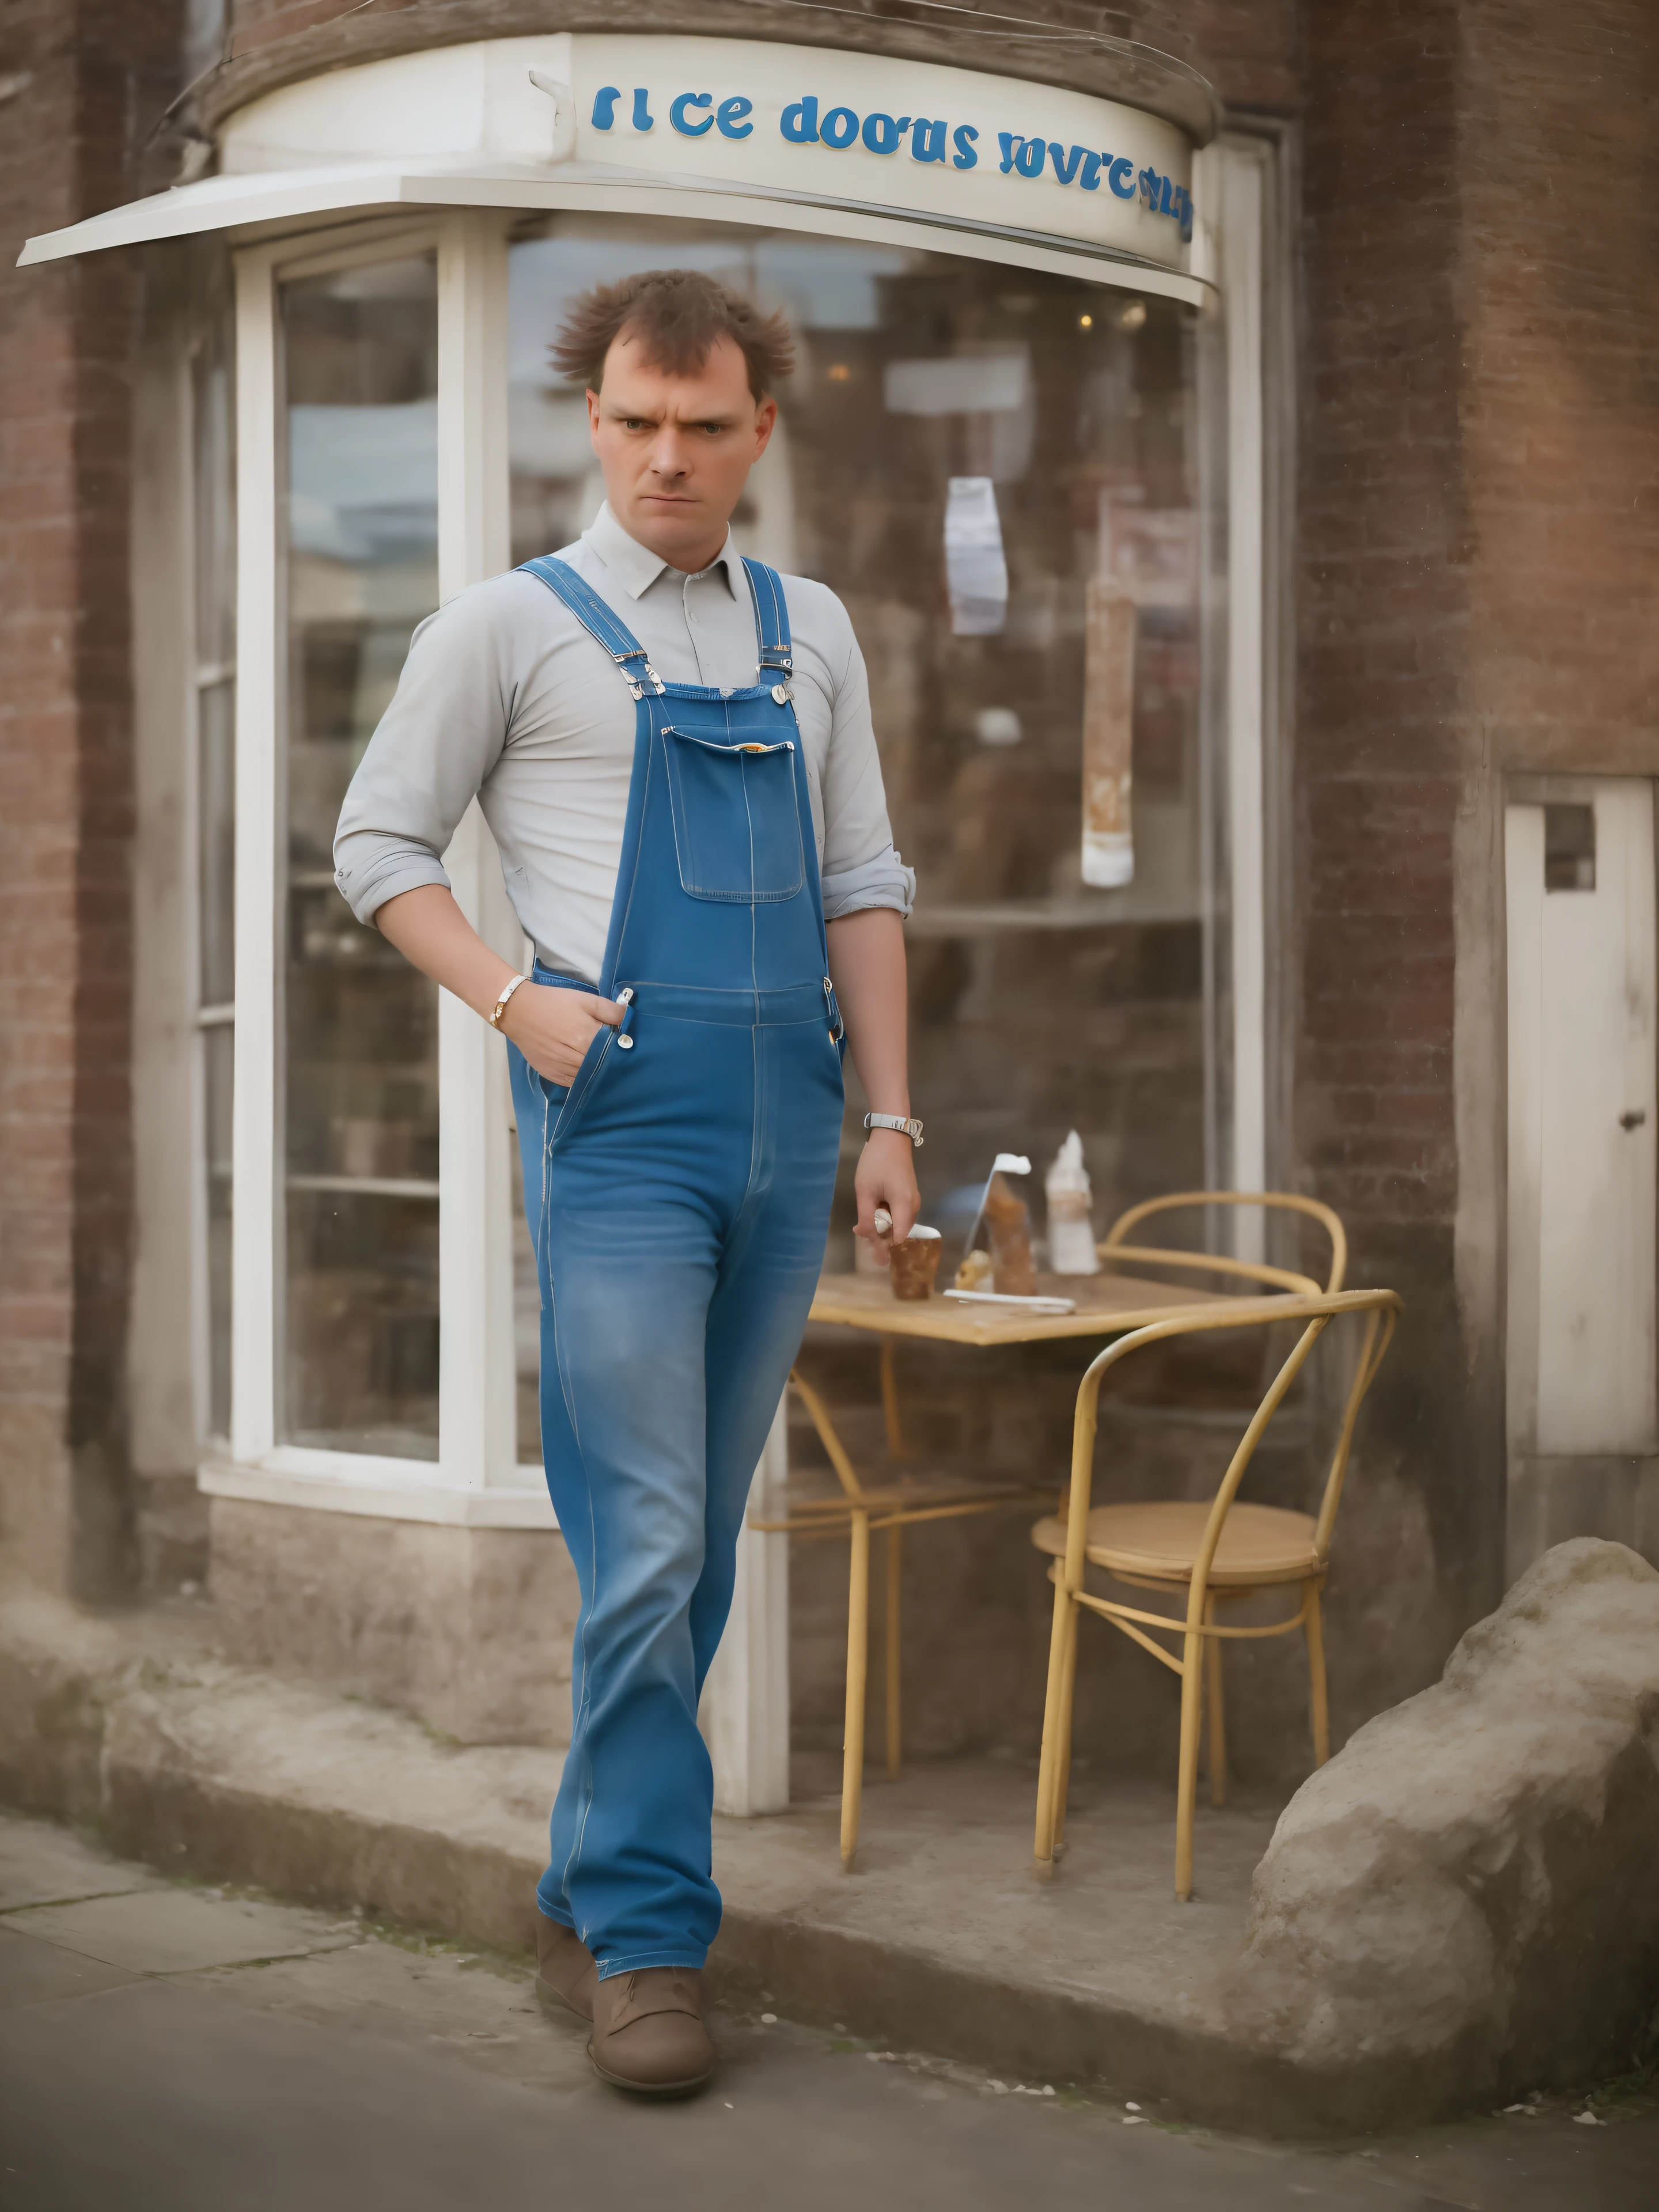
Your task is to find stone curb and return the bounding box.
[0,1586,1477,2135]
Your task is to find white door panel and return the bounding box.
[1506,783,1657,1459]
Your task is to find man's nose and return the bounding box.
[647,427,689,476]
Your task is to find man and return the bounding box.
[334,269,921,2095]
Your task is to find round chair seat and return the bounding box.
[1031,1499,1322,1588]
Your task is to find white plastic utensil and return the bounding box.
[942,1289,1076,1315]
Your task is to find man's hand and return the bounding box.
[373,885,623,1088]
[827,907,919,1270]
[854,1128,921,1267]
[500,982,623,1088]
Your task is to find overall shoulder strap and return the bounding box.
[518,555,665,698]
[741,557,794,676]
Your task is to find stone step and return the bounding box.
[0,1584,1296,2128]
[8,1544,1656,2138]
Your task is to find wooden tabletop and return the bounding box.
[808,1266,1230,1348]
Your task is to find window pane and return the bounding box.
[507,221,1205,1261]
[192,301,238,1442]
[203,1020,234,1441]
[193,321,236,671]
[284,1191,440,1453]
[198,676,236,1006]
[281,252,440,1457]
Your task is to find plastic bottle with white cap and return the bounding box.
[1045,1132,1100,1275]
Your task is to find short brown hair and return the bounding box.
[551,268,794,400]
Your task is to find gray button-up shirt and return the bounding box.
[334,503,915,983]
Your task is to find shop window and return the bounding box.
[507,217,1205,1431]
[200,183,1263,1504]
[278,253,441,1457]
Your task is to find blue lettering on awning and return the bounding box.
[616,85,1194,237]
[670,92,714,137]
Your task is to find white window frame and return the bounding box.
[185,294,239,1449]
[1192,134,1274,1262]
[199,177,1270,1531]
[207,209,547,1527]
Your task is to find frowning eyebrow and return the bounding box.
[599,397,744,430]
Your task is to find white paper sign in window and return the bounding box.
[882,353,1029,417]
[942,476,1008,637]
[1082,579,1136,887]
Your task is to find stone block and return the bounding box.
[1225,1539,1659,2122]
[207,1499,580,1748]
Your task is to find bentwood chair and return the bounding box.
[750,1354,1052,1869]
[1100,1189,1349,1300]
[1030,1270,1400,1902]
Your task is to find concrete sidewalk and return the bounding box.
[6,1809,1656,2212]
[13,1813,1659,2212]
[0,1584,1638,2140]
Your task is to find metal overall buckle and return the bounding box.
[619,653,666,702]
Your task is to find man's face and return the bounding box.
[587,331,777,573]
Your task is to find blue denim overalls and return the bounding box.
[507,553,846,1979]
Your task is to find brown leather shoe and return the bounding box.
[588,1967,715,2095]
[533,1910,598,2022]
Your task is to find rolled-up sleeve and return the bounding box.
[822,846,916,921]
[817,601,916,922]
[333,588,513,926]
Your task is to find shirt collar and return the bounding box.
[583,500,741,602]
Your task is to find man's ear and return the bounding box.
[753,396,778,460]
[586,386,601,446]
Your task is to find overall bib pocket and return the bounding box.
[662,728,805,903]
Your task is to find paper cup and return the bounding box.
[889,1226,943,1301]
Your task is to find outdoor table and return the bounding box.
[808,1264,1231,1347]
[764,1262,1232,1865]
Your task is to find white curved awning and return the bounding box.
[18,156,1213,306]
[20,33,1214,304]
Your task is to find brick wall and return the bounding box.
[0,1,184,1597]
[202,0,1297,134]
[1461,0,1659,783]
[1291,0,1659,1725]
[1294,1,1487,1715]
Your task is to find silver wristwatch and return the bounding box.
[864,1112,924,1148]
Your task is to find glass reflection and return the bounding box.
[281,253,440,1457]
[198,676,236,1008]
[507,221,1205,1327]
[203,1021,234,1440]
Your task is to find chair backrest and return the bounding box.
[1059,1287,1400,1627]
[1099,1190,1347,1297]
